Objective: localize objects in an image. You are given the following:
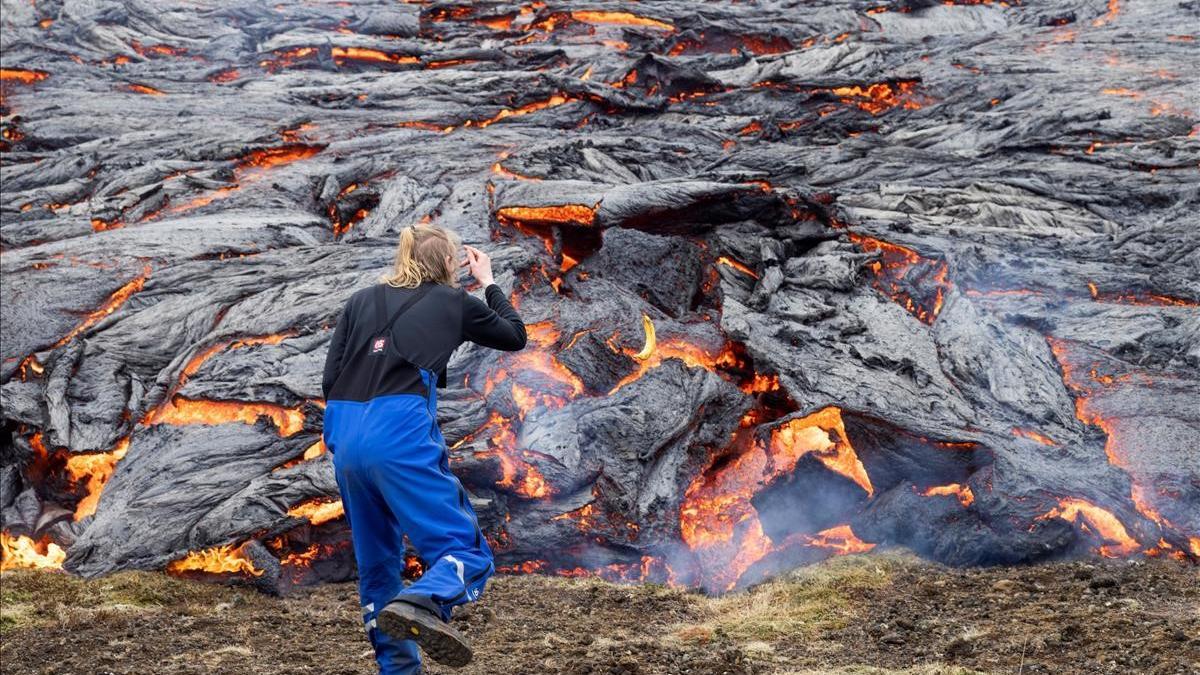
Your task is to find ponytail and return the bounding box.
[381,224,461,288]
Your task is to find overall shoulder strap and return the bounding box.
[375,283,434,336]
[351,284,435,356]
[372,283,388,333]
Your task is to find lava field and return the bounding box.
[1,0,1197,594]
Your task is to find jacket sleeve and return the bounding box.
[322,302,351,399]
[461,284,527,351]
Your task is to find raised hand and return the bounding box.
[462,244,495,287]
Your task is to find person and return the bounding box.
[320,224,527,674]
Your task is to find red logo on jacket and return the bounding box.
[371,337,387,353]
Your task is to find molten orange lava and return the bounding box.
[130,40,186,58]
[738,120,763,135]
[716,256,759,278]
[740,373,781,394]
[569,10,674,31]
[16,354,44,380]
[287,498,345,526]
[0,68,49,84]
[551,501,639,541]
[0,533,66,570]
[920,483,975,507]
[680,436,765,552]
[145,396,305,437]
[496,203,596,227]
[1086,285,1198,307]
[403,553,426,579]
[1038,498,1139,557]
[259,47,317,71]
[830,81,921,115]
[1045,339,1182,559]
[66,437,130,520]
[180,332,295,385]
[770,408,873,496]
[477,14,516,30]
[167,543,263,576]
[165,186,237,214]
[800,524,876,554]
[1046,338,1124,467]
[280,543,321,568]
[91,218,123,232]
[850,233,950,324]
[501,322,585,401]
[274,439,327,471]
[1101,87,1140,98]
[445,94,574,131]
[301,439,326,461]
[163,144,322,217]
[608,316,740,394]
[491,162,540,181]
[481,412,552,499]
[552,502,600,532]
[53,265,151,349]
[1093,0,1120,27]
[1011,427,1059,447]
[208,68,239,83]
[123,83,165,96]
[237,144,322,170]
[721,518,773,588]
[498,559,547,574]
[680,407,871,590]
[331,47,419,66]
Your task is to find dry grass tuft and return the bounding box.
[780,666,992,675]
[679,553,910,643]
[0,569,238,633]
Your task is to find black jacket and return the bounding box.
[322,281,526,401]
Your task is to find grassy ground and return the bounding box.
[1,552,1196,674]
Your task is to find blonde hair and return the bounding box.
[381,224,462,288]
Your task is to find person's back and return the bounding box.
[324,277,525,402]
[321,225,525,675]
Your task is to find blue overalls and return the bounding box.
[323,367,494,674]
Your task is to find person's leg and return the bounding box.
[376,430,495,620]
[333,444,422,674]
[373,376,494,622]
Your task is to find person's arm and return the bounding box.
[459,244,526,351]
[322,302,351,399]
[461,284,527,351]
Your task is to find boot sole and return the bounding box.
[377,600,473,667]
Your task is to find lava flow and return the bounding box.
[160,143,323,218]
[476,412,553,499]
[287,498,346,526]
[1037,498,1139,558]
[920,483,975,508]
[465,320,577,499]
[496,203,597,227]
[144,396,306,437]
[0,68,49,84]
[680,406,874,591]
[1,532,67,570]
[167,543,263,577]
[52,265,153,349]
[4,0,1197,602]
[66,437,130,520]
[849,233,950,324]
[830,81,922,115]
[608,314,740,394]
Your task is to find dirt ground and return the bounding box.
[1,552,1196,675]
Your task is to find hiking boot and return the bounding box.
[377,599,473,667]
